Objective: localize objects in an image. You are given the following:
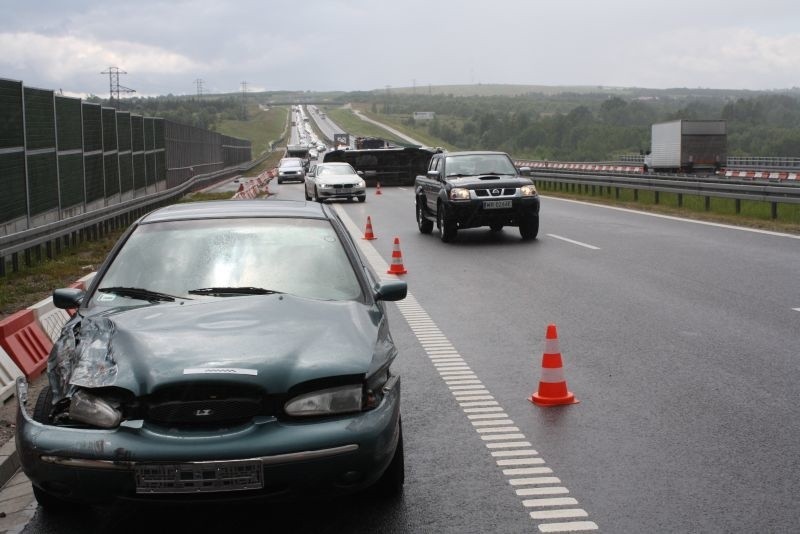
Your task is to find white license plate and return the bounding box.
[483,200,512,209]
[134,459,264,494]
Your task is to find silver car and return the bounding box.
[277,158,306,184]
[305,162,366,203]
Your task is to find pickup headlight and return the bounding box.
[450,187,470,200]
[521,184,538,197]
[285,385,365,417]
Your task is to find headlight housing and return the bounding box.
[285,384,365,417]
[69,390,122,428]
[450,187,470,200]
[521,184,538,197]
[357,179,366,188]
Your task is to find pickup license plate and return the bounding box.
[483,200,512,209]
[134,459,264,494]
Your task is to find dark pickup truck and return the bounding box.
[414,151,540,242]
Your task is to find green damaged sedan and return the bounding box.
[16,200,407,510]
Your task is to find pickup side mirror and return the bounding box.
[519,166,531,176]
[53,288,84,309]
[427,170,441,180]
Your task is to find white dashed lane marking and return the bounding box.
[546,234,600,250]
[334,205,598,533]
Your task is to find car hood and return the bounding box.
[49,294,392,400]
[316,174,361,185]
[445,174,532,188]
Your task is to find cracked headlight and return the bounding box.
[69,390,122,428]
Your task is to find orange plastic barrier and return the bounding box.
[0,309,53,379]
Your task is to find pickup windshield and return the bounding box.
[445,154,517,177]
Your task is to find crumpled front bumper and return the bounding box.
[15,376,400,504]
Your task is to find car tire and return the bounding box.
[315,187,323,203]
[32,387,52,424]
[519,216,539,240]
[304,186,312,201]
[490,224,504,232]
[33,485,77,514]
[277,179,283,184]
[416,199,433,234]
[357,195,366,203]
[374,419,404,497]
[437,206,457,243]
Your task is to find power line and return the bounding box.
[240,81,248,119]
[194,78,204,99]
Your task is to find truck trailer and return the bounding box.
[644,120,726,173]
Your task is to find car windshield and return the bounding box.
[319,166,356,176]
[92,217,362,306]
[280,160,303,169]
[445,154,517,176]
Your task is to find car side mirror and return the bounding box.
[374,281,407,302]
[357,170,364,176]
[427,170,440,180]
[53,288,84,309]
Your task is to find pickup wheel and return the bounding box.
[519,216,539,240]
[416,200,433,234]
[437,206,457,243]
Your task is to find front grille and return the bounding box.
[146,385,267,425]
[332,183,355,188]
[475,188,516,197]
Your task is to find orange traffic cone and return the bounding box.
[237,183,244,193]
[375,182,382,195]
[386,237,407,274]
[529,324,579,406]
[362,216,377,240]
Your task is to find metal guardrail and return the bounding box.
[531,171,800,219]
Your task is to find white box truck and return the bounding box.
[644,120,726,173]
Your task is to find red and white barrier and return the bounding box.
[722,169,798,181]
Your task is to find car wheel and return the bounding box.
[32,387,52,424]
[304,186,312,201]
[33,485,77,514]
[416,199,433,234]
[374,419,404,497]
[357,195,366,203]
[437,206,457,243]
[519,216,539,240]
[490,224,503,232]
[315,187,323,203]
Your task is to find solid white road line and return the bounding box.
[546,234,600,250]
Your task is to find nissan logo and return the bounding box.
[492,188,500,195]
[195,409,213,417]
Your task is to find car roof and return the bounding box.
[443,151,510,157]
[317,162,353,167]
[140,200,329,224]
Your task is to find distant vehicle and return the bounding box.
[414,151,540,242]
[16,199,407,510]
[355,137,387,150]
[644,120,726,173]
[305,162,366,203]
[277,157,305,184]
[317,143,327,152]
[323,146,440,187]
[286,144,312,170]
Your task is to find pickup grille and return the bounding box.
[475,188,516,197]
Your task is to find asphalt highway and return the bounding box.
[11,180,799,533]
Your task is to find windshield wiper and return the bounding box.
[446,173,473,178]
[98,287,187,302]
[187,287,284,296]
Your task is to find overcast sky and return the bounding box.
[2,0,799,98]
